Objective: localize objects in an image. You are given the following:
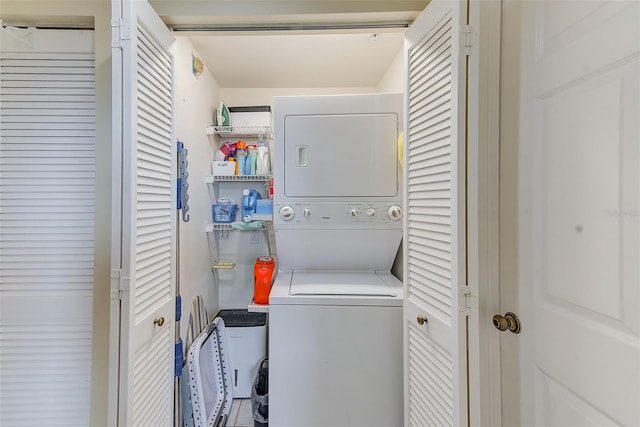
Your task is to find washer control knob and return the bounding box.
[303,208,311,218]
[387,205,403,221]
[279,205,295,221]
[350,208,360,217]
[366,208,377,217]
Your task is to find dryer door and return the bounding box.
[284,113,399,197]
[275,93,403,199]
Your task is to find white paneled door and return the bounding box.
[110,1,176,425]
[502,1,640,426]
[403,1,469,425]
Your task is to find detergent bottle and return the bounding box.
[241,188,262,222]
[246,146,257,175]
[253,256,275,304]
[235,140,247,175]
[256,140,270,175]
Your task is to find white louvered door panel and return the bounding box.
[403,1,468,426]
[112,1,176,425]
[0,31,95,426]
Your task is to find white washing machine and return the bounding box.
[269,93,404,427]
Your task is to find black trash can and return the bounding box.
[251,358,268,427]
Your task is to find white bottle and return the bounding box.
[256,141,270,175]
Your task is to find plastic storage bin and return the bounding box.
[212,203,238,223]
[216,309,267,398]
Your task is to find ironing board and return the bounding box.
[187,317,233,427]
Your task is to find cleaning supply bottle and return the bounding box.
[241,188,262,222]
[254,256,275,304]
[256,140,270,175]
[248,146,257,175]
[235,140,247,175]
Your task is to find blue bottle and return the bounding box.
[248,147,257,175]
[241,188,262,222]
[236,144,247,176]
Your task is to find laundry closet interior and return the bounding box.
[142,1,414,425]
[176,28,407,315]
[172,20,409,427]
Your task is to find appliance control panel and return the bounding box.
[274,201,403,227]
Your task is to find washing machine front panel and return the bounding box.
[269,303,403,427]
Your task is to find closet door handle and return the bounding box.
[492,312,521,334]
[154,317,165,327]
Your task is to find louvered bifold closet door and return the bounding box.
[403,1,468,426]
[0,31,95,426]
[113,1,176,425]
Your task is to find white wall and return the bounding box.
[375,48,405,280]
[174,37,222,336]
[377,49,404,93]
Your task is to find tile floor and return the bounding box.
[228,398,254,427]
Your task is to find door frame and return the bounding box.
[107,2,124,426]
[466,1,503,425]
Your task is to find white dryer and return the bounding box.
[269,93,404,427]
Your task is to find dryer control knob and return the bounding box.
[387,205,403,221]
[350,208,360,217]
[279,206,295,221]
[303,208,311,218]
[366,208,377,217]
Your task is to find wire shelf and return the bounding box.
[206,174,271,183]
[206,125,272,139]
[205,222,270,232]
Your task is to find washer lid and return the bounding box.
[290,271,398,297]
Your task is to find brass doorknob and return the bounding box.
[154,317,165,327]
[492,312,520,334]
[416,315,428,326]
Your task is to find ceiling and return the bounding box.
[1,0,430,88]
[186,30,405,88]
[153,2,430,88]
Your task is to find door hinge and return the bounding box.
[461,286,474,314]
[110,269,130,300]
[111,18,122,49]
[111,18,131,48]
[464,25,472,56]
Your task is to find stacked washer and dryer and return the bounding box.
[269,93,404,427]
